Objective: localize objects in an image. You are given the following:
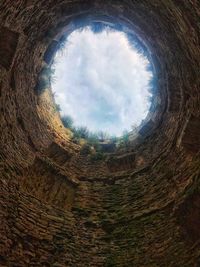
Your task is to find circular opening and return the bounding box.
[51,23,154,138]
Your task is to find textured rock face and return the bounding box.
[0,0,200,266]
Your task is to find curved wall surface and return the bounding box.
[0,1,200,266]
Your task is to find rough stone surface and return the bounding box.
[0,0,200,266]
[0,26,19,70]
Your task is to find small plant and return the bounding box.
[87,133,100,150]
[35,78,49,94]
[71,137,80,145]
[55,104,61,112]
[110,136,118,144]
[61,115,73,129]
[40,66,54,77]
[127,33,147,58]
[90,151,105,161]
[73,126,89,139]
[121,130,130,147]
[97,131,109,141]
[90,22,106,34]
[80,144,91,155]
[35,66,56,94]
[60,114,119,154]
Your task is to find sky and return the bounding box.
[52,26,153,137]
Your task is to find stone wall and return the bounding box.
[0,0,200,266]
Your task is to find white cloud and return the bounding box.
[52,27,152,136]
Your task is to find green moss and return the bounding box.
[104,256,118,267]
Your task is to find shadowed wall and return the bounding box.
[0,0,200,266]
